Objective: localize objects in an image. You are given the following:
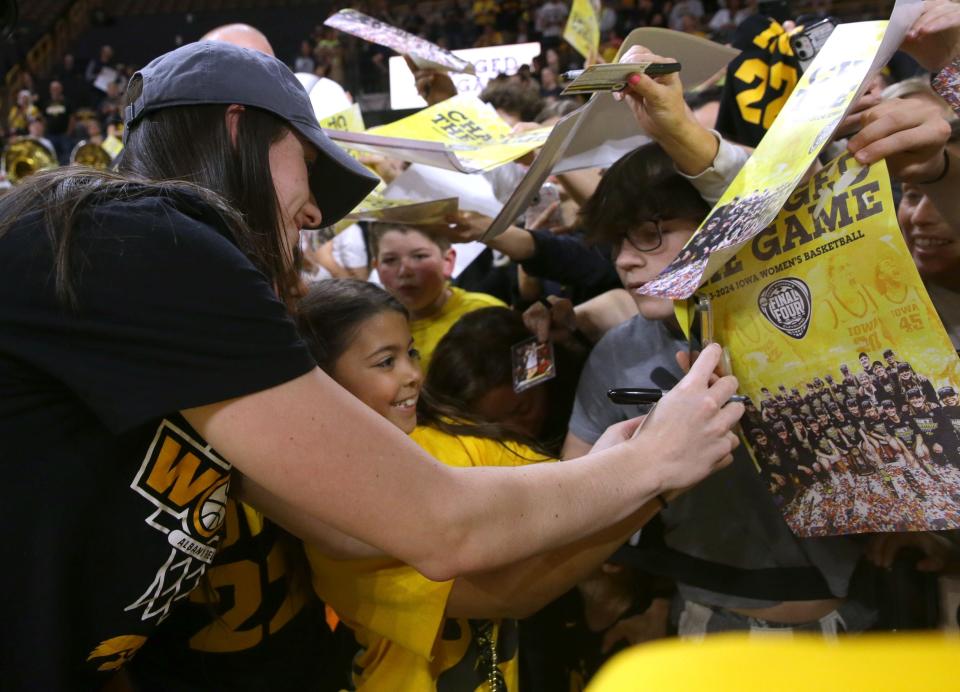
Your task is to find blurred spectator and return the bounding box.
[27,118,55,155]
[622,0,667,30]
[41,80,74,162]
[540,67,563,98]
[708,0,753,40]
[497,0,523,42]
[600,1,619,35]
[474,23,505,47]
[294,39,316,73]
[536,0,569,48]
[98,81,123,123]
[669,0,705,30]
[601,29,625,62]
[473,0,499,37]
[102,115,124,160]
[74,116,103,147]
[7,90,39,137]
[442,5,468,48]
[50,53,89,108]
[679,11,708,36]
[85,45,115,85]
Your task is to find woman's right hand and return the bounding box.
[634,343,743,492]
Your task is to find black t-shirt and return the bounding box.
[127,501,346,692]
[0,195,315,690]
[886,417,922,450]
[42,97,73,135]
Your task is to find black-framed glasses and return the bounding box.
[615,219,664,254]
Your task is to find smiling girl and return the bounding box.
[295,280,676,691]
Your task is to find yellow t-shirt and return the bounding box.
[308,426,553,691]
[410,286,505,372]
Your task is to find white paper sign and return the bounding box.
[389,42,543,110]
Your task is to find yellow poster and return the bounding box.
[327,95,551,173]
[639,9,918,299]
[709,154,960,537]
[344,194,457,225]
[564,0,601,62]
[318,103,365,133]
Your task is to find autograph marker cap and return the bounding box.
[124,41,378,226]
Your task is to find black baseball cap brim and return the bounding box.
[124,41,378,227]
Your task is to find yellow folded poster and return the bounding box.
[326,95,551,173]
[344,194,458,225]
[639,0,922,299]
[709,154,960,537]
[318,103,365,133]
[564,0,601,62]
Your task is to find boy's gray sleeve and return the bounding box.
[677,130,749,206]
[568,339,627,445]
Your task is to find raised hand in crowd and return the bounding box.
[866,530,960,573]
[432,210,539,258]
[615,45,720,176]
[357,151,406,184]
[404,55,457,105]
[844,92,958,232]
[845,97,952,183]
[523,295,579,344]
[522,290,639,345]
[900,0,960,72]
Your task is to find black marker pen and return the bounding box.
[607,388,747,406]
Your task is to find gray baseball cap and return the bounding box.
[123,41,378,226]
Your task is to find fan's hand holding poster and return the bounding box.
[708,154,960,537]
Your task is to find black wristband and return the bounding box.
[919,149,951,186]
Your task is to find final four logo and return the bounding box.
[758,277,812,339]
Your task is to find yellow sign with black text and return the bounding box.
[709,155,960,537]
[564,0,602,62]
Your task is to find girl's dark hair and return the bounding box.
[419,307,554,458]
[296,278,408,372]
[580,141,711,245]
[297,288,554,458]
[0,75,301,309]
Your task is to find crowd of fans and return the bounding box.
[4,44,130,164]
[2,1,960,689]
[287,0,780,97]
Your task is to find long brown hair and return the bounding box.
[0,75,302,309]
[118,73,300,304]
[0,169,249,310]
[419,307,555,459]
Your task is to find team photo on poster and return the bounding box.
[708,156,960,537]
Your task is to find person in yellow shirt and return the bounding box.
[295,279,669,691]
[371,223,504,371]
[7,89,40,136]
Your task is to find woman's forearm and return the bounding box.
[447,499,661,619]
[183,348,738,582]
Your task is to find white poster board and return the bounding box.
[389,42,542,110]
